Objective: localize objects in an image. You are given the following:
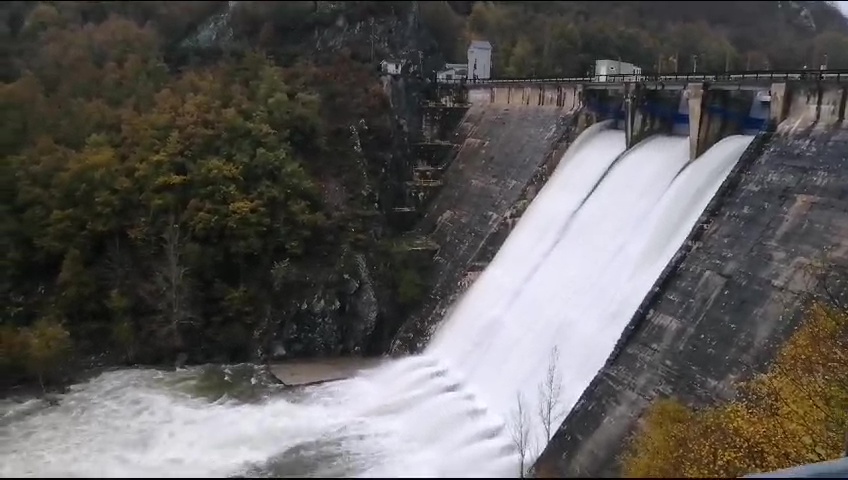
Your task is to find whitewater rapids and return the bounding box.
[0,125,754,477]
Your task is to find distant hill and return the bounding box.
[435,1,848,76]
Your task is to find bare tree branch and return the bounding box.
[511,392,532,478]
[537,345,565,442]
[153,212,195,350]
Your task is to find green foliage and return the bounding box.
[464,1,848,77]
[1,319,73,388]
[623,300,848,477]
[0,2,401,379]
[419,1,466,62]
[396,268,427,307]
[382,242,433,309]
[23,318,73,387]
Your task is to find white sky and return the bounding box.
[837,1,848,17]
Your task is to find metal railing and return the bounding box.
[439,69,848,86]
[743,457,848,478]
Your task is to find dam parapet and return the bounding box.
[466,78,846,160]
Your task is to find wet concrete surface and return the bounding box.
[537,127,848,477]
[392,104,577,354]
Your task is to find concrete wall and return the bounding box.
[778,84,848,134]
[626,87,679,148]
[461,120,609,284]
[686,84,761,160]
[390,102,583,353]
[468,84,582,109]
[535,120,848,477]
[468,81,782,160]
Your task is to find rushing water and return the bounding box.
[428,131,754,460]
[1,126,754,477]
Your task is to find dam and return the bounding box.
[3,73,847,477]
[392,72,848,476]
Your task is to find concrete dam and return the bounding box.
[534,83,848,477]
[392,75,848,476]
[6,76,847,477]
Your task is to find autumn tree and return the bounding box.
[464,1,848,76]
[622,291,848,478]
[1,3,373,376]
[22,318,73,391]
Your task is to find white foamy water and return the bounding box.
[428,131,754,463]
[1,359,517,478]
[1,126,754,478]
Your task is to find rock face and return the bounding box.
[391,104,580,354]
[535,127,848,477]
[269,252,381,359]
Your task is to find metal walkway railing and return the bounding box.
[438,69,848,86]
[744,457,848,478]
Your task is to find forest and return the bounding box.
[448,1,848,76]
[2,1,848,390]
[1,1,420,389]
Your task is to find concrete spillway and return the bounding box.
[426,126,754,468]
[1,125,755,478]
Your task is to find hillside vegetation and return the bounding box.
[436,1,848,76]
[622,276,848,477]
[0,1,422,389]
[2,1,847,390]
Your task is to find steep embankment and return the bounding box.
[536,94,848,477]
[391,102,579,353]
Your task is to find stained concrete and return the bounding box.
[473,84,582,109]
[534,126,848,477]
[780,84,848,135]
[390,104,579,354]
[269,357,388,387]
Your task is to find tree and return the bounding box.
[510,391,533,478]
[537,346,565,442]
[622,285,848,478]
[22,318,73,391]
[812,31,848,69]
[509,345,568,478]
[508,37,536,77]
[154,217,193,350]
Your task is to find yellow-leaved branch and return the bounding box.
[622,298,848,478]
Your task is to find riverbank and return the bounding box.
[2,354,394,400]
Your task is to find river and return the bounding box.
[1,359,518,477]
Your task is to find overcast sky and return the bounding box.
[837,1,848,17]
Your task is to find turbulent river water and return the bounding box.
[1,359,518,478]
